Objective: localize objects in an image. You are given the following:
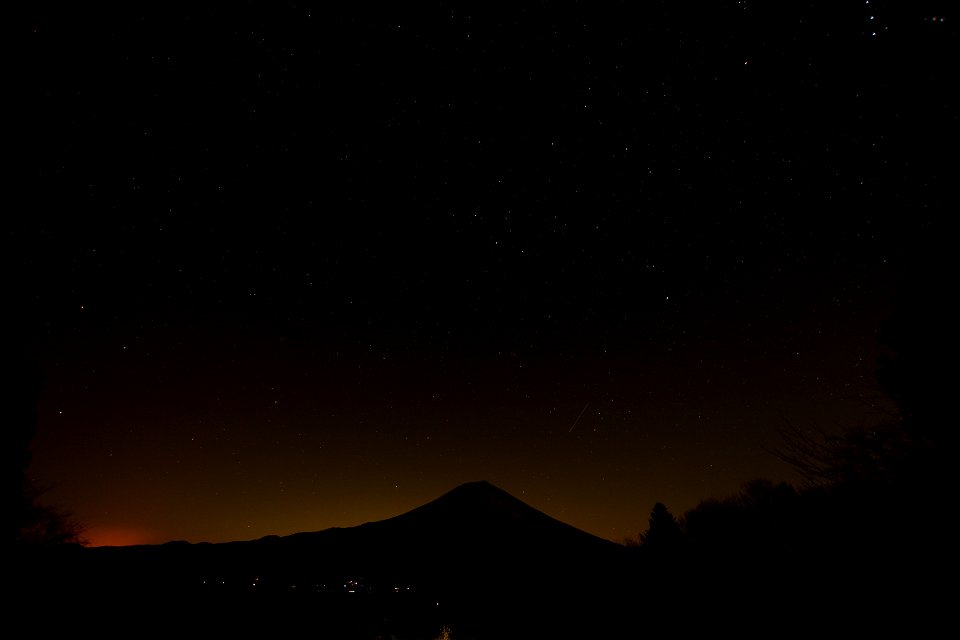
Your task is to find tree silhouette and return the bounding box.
[681,479,802,551]
[771,234,951,498]
[6,347,85,546]
[875,245,950,447]
[638,502,684,551]
[772,419,918,490]
[7,345,41,546]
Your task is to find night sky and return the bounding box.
[17,2,953,547]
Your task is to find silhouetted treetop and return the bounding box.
[7,347,86,547]
[639,502,684,551]
[6,346,43,546]
[876,232,951,446]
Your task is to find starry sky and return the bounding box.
[17,2,953,546]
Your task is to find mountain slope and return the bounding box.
[61,481,626,592]
[283,479,618,553]
[261,480,624,586]
[16,482,638,638]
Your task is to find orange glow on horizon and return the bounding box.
[86,527,155,547]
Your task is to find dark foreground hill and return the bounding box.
[13,480,942,638]
[13,482,640,639]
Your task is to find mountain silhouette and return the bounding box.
[17,481,634,638]
[277,479,620,561]
[249,480,624,593]
[379,479,614,546]
[30,481,624,594]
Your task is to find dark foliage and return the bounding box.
[638,502,684,553]
[6,346,41,545]
[6,347,86,547]
[631,264,952,634]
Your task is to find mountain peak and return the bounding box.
[382,480,616,550]
[455,479,497,489]
[443,479,505,497]
[413,480,537,519]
